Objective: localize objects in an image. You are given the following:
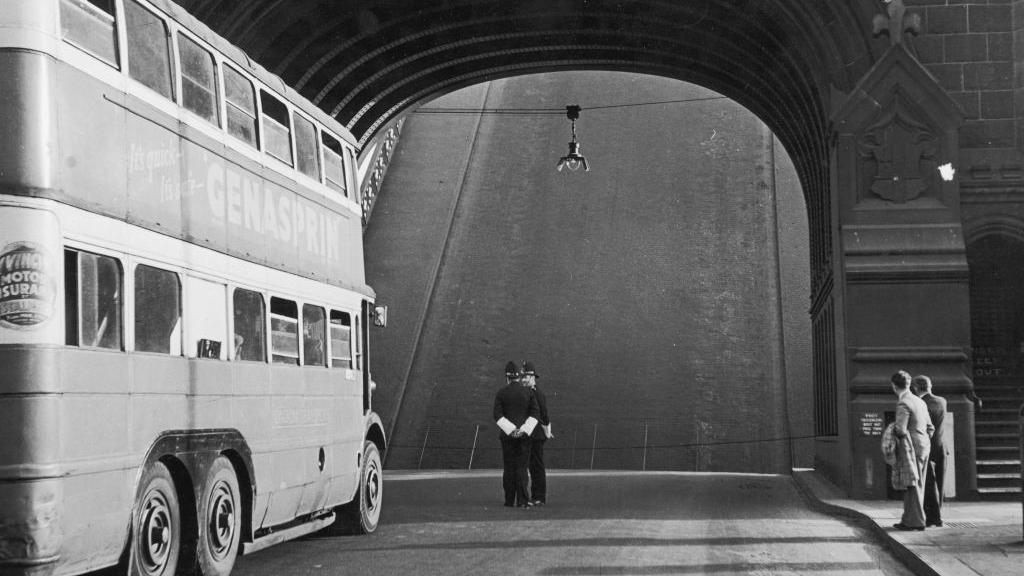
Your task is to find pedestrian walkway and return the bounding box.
[793,469,1024,576]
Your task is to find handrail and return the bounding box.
[360,118,404,227]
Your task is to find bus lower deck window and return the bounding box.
[186,277,226,360]
[270,297,298,364]
[329,310,352,368]
[65,249,123,350]
[302,304,326,366]
[134,264,181,354]
[233,288,266,361]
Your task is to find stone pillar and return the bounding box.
[831,43,976,499]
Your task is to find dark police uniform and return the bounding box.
[524,361,550,505]
[493,363,540,507]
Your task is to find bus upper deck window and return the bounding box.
[65,249,123,350]
[260,91,293,166]
[134,264,181,355]
[224,65,258,148]
[233,288,266,361]
[321,132,347,197]
[125,0,174,100]
[60,0,119,66]
[302,304,326,367]
[178,33,219,126]
[329,310,352,369]
[270,297,298,364]
[293,112,321,181]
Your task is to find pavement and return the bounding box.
[792,469,1024,576]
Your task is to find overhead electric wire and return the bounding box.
[413,95,730,115]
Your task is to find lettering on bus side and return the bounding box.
[0,242,57,330]
[127,141,346,263]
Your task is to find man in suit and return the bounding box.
[912,374,948,527]
[493,361,540,508]
[891,370,934,531]
[522,361,552,506]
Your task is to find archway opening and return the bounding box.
[364,71,812,474]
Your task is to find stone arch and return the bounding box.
[172,0,980,498]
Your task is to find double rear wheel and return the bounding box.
[130,456,241,576]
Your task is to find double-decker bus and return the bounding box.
[0,1,387,575]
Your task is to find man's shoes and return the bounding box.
[517,502,533,508]
[529,500,545,506]
[892,523,925,531]
[926,520,943,527]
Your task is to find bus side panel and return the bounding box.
[58,348,133,574]
[231,361,272,522]
[55,60,128,219]
[0,50,58,195]
[325,368,363,508]
[124,97,186,238]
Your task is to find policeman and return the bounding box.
[522,361,551,506]
[493,361,540,507]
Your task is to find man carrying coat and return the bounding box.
[494,361,540,508]
[890,370,934,531]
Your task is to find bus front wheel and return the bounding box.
[197,456,241,576]
[337,441,382,534]
[131,462,181,576]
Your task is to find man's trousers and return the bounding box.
[500,435,532,506]
[923,451,945,525]
[528,439,547,503]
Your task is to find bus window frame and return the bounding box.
[301,302,328,368]
[292,109,322,185]
[230,285,268,363]
[183,273,229,361]
[123,0,177,104]
[58,0,121,68]
[328,309,354,369]
[258,89,294,168]
[269,295,300,365]
[174,28,222,129]
[64,244,126,352]
[129,259,183,356]
[222,62,260,151]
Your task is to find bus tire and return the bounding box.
[197,456,241,576]
[337,441,383,534]
[131,461,181,576]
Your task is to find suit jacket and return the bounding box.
[895,389,933,462]
[921,392,948,456]
[529,386,549,440]
[493,383,540,432]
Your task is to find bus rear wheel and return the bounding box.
[337,441,382,534]
[131,462,181,576]
[197,456,241,576]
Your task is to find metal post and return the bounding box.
[590,424,598,470]
[468,424,480,470]
[1019,404,1023,540]
[571,427,578,469]
[417,427,431,470]
[642,421,649,471]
